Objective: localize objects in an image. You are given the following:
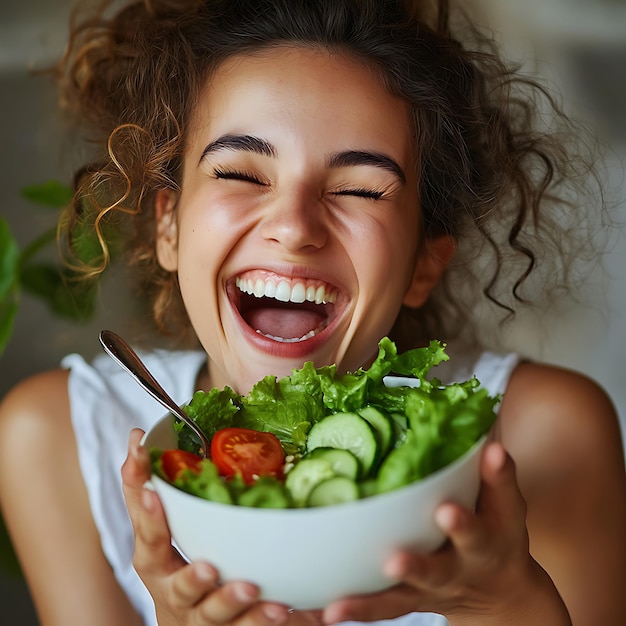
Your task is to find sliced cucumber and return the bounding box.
[306,447,359,479]
[359,478,379,498]
[307,476,360,507]
[390,412,409,444]
[357,406,393,455]
[306,412,378,476]
[377,438,420,493]
[284,458,336,507]
[237,478,291,509]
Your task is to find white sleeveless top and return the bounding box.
[62,345,519,626]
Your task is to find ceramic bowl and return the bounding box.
[143,410,486,610]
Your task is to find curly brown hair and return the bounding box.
[56,0,605,351]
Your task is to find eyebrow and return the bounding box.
[200,134,276,162]
[327,150,406,184]
[200,134,406,183]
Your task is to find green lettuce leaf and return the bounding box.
[179,387,240,452]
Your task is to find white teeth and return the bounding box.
[315,285,325,304]
[255,329,319,342]
[275,281,291,302]
[265,281,276,298]
[235,276,337,304]
[253,279,265,298]
[291,283,306,303]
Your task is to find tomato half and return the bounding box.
[161,449,203,481]
[210,427,285,485]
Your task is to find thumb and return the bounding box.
[477,442,528,528]
[121,428,150,484]
[121,428,151,520]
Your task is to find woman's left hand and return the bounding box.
[321,442,571,626]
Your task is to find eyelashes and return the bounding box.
[333,188,384,200]
[212,168,385,201]
[213,167,265,185]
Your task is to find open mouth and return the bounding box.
[233,271,339,343]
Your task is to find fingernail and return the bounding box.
[194,563,216,584]
[233,582,257,603]
[488,442,506,471]
[322,606,343,625]
[129,429,146,459]
[263,604,289,623]
[435,503,456,530]
[129,438,141,461]
[383,552,404,579]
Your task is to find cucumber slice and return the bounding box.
[359,478,379,498]
[307,476,360,507]
[284,458,336,507]
[237,478,291,509]
[306,412,378,476]
[306,447,359,479]
[357,406,393,455]
[390,412,409,445]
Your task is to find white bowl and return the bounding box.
[143,411,486,610]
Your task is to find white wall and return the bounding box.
[472,0,626,442]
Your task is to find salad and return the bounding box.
[150,338,499,509]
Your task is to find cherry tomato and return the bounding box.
[161,449,203,481]
[210,427,285,485]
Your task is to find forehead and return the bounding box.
[187,45,415,162]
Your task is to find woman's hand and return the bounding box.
[121,428,300,626]
[321,442,571,626]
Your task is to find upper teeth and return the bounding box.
[236,276,337,304]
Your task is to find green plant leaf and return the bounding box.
[53,271,98,322]
[0,218,20,355]
[21,180,73,208]
[71,215,107,267]
[19,262,58,300]
[0,218,20,299]
[0,297,19,356]
[20,262,97,322]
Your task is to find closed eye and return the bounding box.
[213,168,266,186]
[333,188,384,200]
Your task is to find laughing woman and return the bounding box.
[0,1,624,626]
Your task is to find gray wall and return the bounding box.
[1,1,625,624]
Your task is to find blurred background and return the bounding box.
[0,0,625,623]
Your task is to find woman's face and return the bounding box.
[157,46,427,393]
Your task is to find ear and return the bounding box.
[155,189,179,272]
[402,235,456,308]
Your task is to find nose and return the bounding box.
[259,187,329,252]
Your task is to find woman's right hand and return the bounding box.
[121,428,298,626]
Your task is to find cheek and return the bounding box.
[173,197,252,302]
[347,212,419,291]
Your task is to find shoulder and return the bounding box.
[498,360,625,511]
[0,368,72,447]
[0,368,78,510]
[500,361,622,461]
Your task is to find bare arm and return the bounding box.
[0,369,144,626]
[500,362,626,625]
